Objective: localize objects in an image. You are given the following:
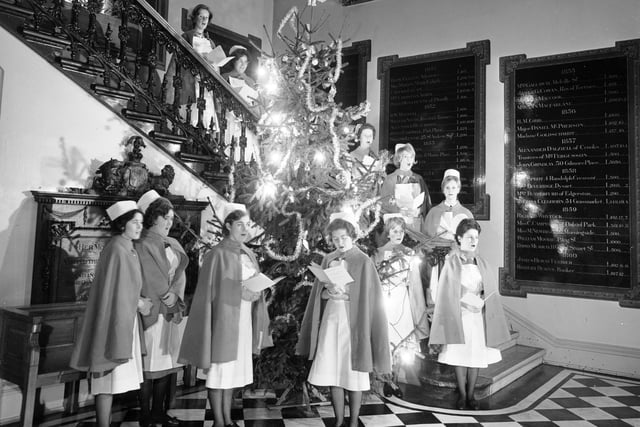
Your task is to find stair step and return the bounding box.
[91,83,135,101]
[0,1,33,19]
[149,130,188,145]
[477,344,546,398]
[56,57,104,77]
[122,108,162,124]
[406,344,545,399]
[177,152,217,163]
[22,26,71,49]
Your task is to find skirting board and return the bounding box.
[504,306,640,379]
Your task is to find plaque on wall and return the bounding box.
[499,39,640,308]
[378,40,490,219]
[30,191,208,305]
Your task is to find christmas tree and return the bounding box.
[229,4,389,394]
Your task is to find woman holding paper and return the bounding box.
[164,4,227,132]
[222,45,256,88]
[135,191,188,427]
[179,204,272,427]
[297,213,390,427]
[428,219,509,410]
[70,201,148,427]
[423,169,473,303]
[373,214,429,397]
[379,143,431,232]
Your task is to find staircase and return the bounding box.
[0,0,258,196]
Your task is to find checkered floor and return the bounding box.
[45,369,640,426]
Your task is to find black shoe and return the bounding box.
[224,423,240,427]
[139,412,153,427]
[152,413,180,426]
[467,398,479,410]
[383,382,394,397]
[456,395,467,410]
[393,386,404,399]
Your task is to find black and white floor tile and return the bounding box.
[40,368,640,427]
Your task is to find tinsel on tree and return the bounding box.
[229,5,390,392]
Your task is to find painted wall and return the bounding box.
[272,0,640,376]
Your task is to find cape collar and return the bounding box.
[142,228,165,241]
[220,237,245,251]
[444,200,459,210]
[458,249,477,265]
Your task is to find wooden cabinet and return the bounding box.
[0,303,86,426]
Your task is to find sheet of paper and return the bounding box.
[243,273,285,293]
[204,45,233,67]
[308,262,354,286]
[362,155,376,167]
[228,76,258,105]
[324,264,354,286]
[308,262,330,283]
[228,76,244,88]
[413,192,425,209]
[235,84,258,105]
[394,184,424,210]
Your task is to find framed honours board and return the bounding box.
[378,40,490,219]
[499,39,640,307]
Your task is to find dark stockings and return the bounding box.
[140,375,172,417]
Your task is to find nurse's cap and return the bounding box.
[443,169,460,180]
[137,189,161,213]
[329,211,359,230]
[221,202,247,222]
[106,200,138,221]
[382,213,404,222]
[229,45,248,55]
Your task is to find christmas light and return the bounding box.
[268,151,283,165]
[264,79,279,95]
[258,176,278,200]
[257,64,268,79]
[398,345,415,366]
[313,150,326,163]
[270,111,285,125]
